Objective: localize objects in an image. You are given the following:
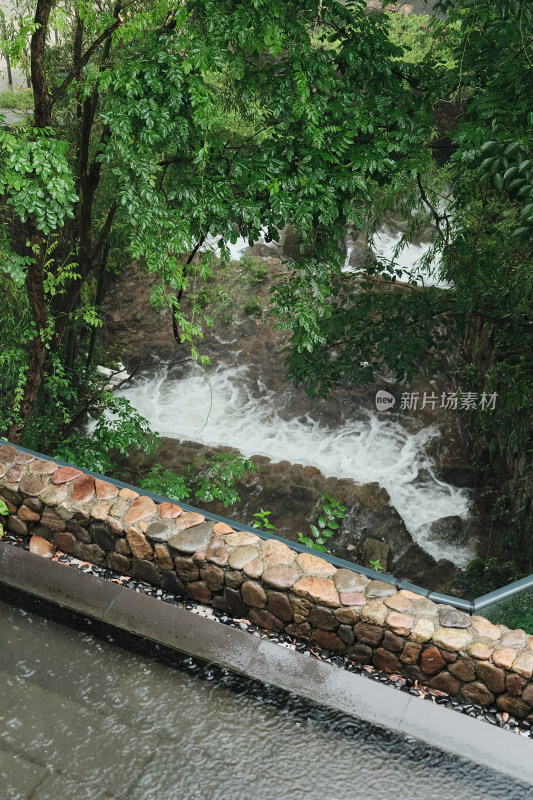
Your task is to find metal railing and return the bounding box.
[2,439,532,615]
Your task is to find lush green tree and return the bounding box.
[0,0,432,465]
[271,0,533,576]
[0,0,530,560]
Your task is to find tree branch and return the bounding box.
[91,201,118,263]
[53,16,124,102]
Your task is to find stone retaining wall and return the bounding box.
[1,443,533,720]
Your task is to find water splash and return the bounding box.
[117,362,474,566]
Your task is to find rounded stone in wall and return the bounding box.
[249,608,284,631]
[107,552,131,574]
[241,580,267,609]
[428,672,461,696]
[349,644,373,663]
[462,681,496,706]
[225,569,245,589]
[382,630,404,653]
[186,581,212,604]
[200,563,225,592]
[78,543,105,565]
[448,657,476,683]
[373,647,401,674]
[496,694,532,718]
[475,662,506,694]
[132,557,161,585]
[353,621,384,647]
[7,515,28,535]
[421,647,446,676]
[312,629,345,652]
[400,642,421,664]
[308,605,339,631]
[267,592,293,622]
[53,531,76,554]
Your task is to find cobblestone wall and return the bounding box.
[1,443,533,720]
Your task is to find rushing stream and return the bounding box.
[116,359,473,566]
[113,218,475,568]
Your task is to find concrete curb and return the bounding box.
[1,543,531,785]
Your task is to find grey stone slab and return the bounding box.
[0,604,132,713]
[0,679,157,798]
[0,746,48,800]
[398,694,533,786]
[249,638,411,729]
[31,771,120,800]
[0,544,121,619]
[103,588,258,674]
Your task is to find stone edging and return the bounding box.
[1,443,533,720]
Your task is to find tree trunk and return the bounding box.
[5,1,54,442]
[5,54,12,88]
[31,1,53,127]
[6,228,48,443]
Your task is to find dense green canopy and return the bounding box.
[0,0,531,501]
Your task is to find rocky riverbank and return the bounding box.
[97,231,499,593]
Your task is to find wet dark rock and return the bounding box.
[225,569,245,589]
[373,647,401,674]
[338,624,355,646]
[462,682,496,706]
[308,605,339,631]
[53,531,77,554]
[475,662,505,694]
[449,657,476,683]
[312,629,345,652]
[427,515,466,545]
[349,643,373,663]
[212,587,246,618]
[382,630,404,653]
[249,608,284,631]
[353,621,384,647]
[428,672,461,696]
[107,552,131,574]
[267,592,293,622]
[187,581,212,604]
[439,465,483,488]
[132,557,161,585]
[78,542,105,564]
[200,563,225,592]
[174,555,200,583]
[496,694,532,718]
[90,522,115,553]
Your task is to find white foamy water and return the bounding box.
[206,226,450,288]
[116,363,474,566]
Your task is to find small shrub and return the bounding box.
[243,296,262,316]
[240,253,269,284]
[0,498,9,540]
[0,88,34,110]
